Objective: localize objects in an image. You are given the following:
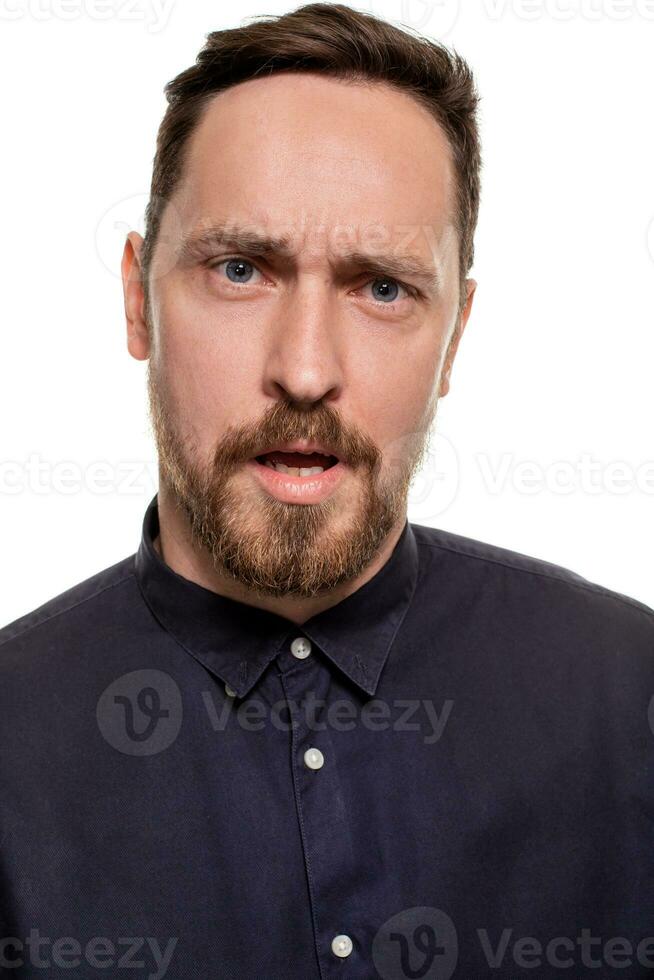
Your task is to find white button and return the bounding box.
[303,747,324,770]
[290,636,312,659]
[225,683,237,697]
[331,934,353,958]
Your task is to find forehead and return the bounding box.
[171,71,457,262]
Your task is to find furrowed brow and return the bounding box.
[177,224,442,295]
[178,224,296,264]
[337,250,442,296]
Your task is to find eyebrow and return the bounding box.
[177,224,443,295]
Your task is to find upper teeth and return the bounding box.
[264,461,325,476]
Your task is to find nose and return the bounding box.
[262,276,345,408]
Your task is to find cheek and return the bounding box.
[349,332,444,454]
[153,292,256,448]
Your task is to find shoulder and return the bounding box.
[410,521,654,645]
[0,555,138,662]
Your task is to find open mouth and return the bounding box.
[254,450,339,477]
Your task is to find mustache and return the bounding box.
[212,402,380,470]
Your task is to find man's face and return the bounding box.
[127,71,475,599]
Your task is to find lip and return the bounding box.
[246,457,347,504]
[255,440,340,458]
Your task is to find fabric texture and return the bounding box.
[1,493,654,979]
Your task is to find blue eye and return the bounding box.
[209,257,262,285]
[369,278,403,303]
[221,258,257,284]
[210,258,415,306]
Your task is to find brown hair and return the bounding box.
[140,2,482,317]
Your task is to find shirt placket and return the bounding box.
[277,631,368,979]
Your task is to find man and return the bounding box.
[1,3,653,978]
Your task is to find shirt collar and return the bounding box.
[134,494,420,699]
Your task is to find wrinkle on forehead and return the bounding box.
[168,72,457,263]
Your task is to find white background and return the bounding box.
[1,0,653,626]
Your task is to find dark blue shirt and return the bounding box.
[2,493,654,979]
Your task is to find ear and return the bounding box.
[438,278,477,398]
[122,231,150,361]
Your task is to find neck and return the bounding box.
[153,483,406,626]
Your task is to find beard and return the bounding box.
[146,358,435,600]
